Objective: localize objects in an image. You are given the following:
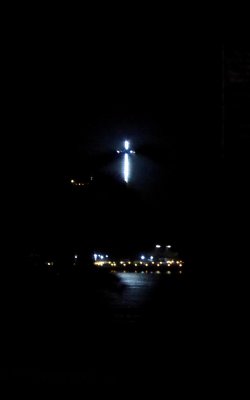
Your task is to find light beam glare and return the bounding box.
[124,140,130,150]
[124,153,129,183]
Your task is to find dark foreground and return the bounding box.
[0,265,215,386]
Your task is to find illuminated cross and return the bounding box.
[116,140,135,183]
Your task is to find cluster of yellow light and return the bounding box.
[70,179,86,187]
[94,259,184,269]
[94,261,112,266]
[94,261,104,266]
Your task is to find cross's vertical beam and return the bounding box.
[124,153,129,183]
[117,140,135,184]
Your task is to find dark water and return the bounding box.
[1,270,210,385]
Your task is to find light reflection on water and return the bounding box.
[116,272,159,307]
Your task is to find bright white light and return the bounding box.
[71,179,74,183]
[124,153,129,183]
[156,245,161,248]
[94,254,97,261]
[74,255,78,259]
[141,255,145,260]
[100,256,104,260]
[124,140,129,150]
[150,256,154,260]
[117,150,120,153]
[105,255,108,258]
[167,245,171,248]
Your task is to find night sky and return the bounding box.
[3,8,250,385]
[7,19,223,268]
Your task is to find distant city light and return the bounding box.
[71,179,74,183]
[117,150,120,153]
[150,256,154,260]
[141,255,145,260]
[166,245,171,248]
[105,255,109,258]
[100,256,104,260]
[156,245,161,248]
[93,254,97,261]
[74,255,78,259]
[124,140,129,150]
